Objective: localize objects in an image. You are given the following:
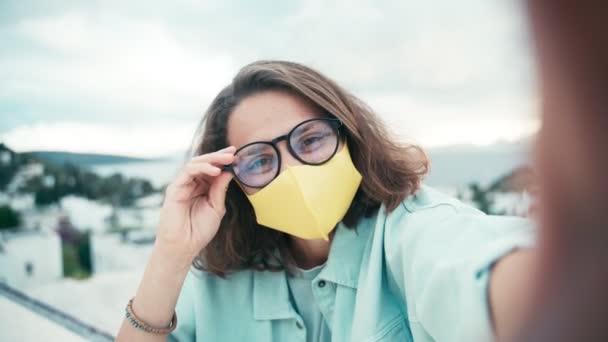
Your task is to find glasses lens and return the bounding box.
[290,119,339,164]
[233,143,279,187]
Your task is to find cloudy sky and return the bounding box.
[0,0,538,158]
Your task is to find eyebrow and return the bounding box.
[293,122,315,136]
[242,144,273,157]
[236,117,331,150]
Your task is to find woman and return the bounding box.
[116,60,535,342]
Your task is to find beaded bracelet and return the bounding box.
[125,297,178,335]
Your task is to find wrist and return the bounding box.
[151,240,195,273]
[131,245,192,328]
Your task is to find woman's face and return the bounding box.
[227,90,326,195]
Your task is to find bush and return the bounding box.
[0,205,21,231]
[60,228,92,279]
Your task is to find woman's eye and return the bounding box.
[302,136,321,146]
[297,133,328,150]
[246,157,273,173]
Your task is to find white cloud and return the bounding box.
[0,0,538,156]
[4,10,236,119]
[17,11,91,52]
[0,120,197,158]
[364,91,540,147]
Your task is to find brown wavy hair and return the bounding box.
[186,60,429,276]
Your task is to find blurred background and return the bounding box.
[0,0,538,340]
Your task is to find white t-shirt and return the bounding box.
[287,263,332,342]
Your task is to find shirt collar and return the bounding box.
[317,220,373,288]
[252,221,373,320]
[253,269,295,320]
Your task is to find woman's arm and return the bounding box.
[488,248,537,340]
[384,195,535,342]
[114,147,236,341]
[520,1,608,341]
[115,242,192,342]
[491,1,608,341]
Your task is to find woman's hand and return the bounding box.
[117,146,236,341]
[155,146,236,266]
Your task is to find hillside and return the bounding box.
[23,151,154,167]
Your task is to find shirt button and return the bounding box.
[317,280,326,288]
[296,321,304,329]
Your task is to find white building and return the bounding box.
[489,191,534,217]
[0,230,63,289]
[0,150,12,165]
[90,233,153,274]
[59,196,113,233]
[20,205,63,233]
[6,162,44,193]
[134,192,164,209]
[7,193,35,211]
[0,191,9,206]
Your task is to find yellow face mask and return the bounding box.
[244,144,362,240]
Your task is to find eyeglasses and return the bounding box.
[223,117,343,188]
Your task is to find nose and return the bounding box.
[277,141,302,173]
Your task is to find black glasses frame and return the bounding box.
[223,117,344,188]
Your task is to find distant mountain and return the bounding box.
[22,151,162,167]
[7,148,184,189]
[16,138,534,190]
[0,143,157,206]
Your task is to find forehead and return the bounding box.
[227,90,323,148]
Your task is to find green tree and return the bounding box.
[469,182,491,214]
[62,244,80,277]
[77,230,92,274]
[0,205,21,231]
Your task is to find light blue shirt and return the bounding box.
[168,185,535,342]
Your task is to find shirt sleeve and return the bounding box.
[385,201,536,342]
[167,269,197,342]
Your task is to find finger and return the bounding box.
[191,146,236,162]
[165,176,205,202]
[190,153,235,168]
[208,172,234,215]
[176,153,236,188]
[188,176,211,200]
[173,163,222,187]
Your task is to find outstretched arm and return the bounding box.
[515,1,608,341]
